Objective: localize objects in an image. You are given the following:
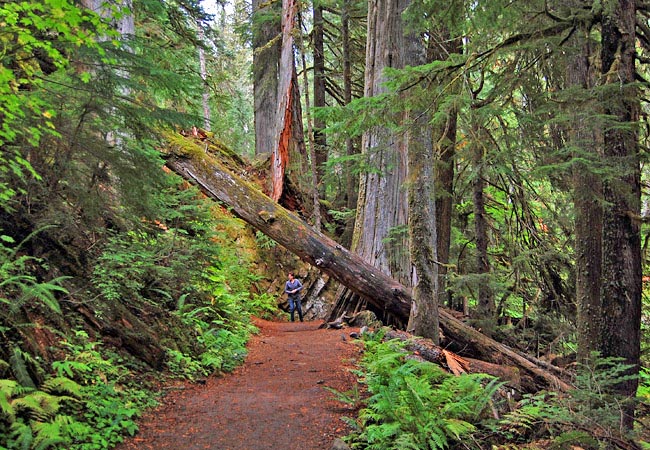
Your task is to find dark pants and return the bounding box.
[289,296,303,322]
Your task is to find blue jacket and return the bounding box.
[284,279,303,299]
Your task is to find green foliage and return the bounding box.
[489,355,644,449]
[49,331,156,450]
[0,0,113,206]
[0,376,84,450]
[254,231,277,250]
[0,232,69,323]
[344,343,646,450]
[90,181,223,306]
[247,292,281,320]
[171,287,254,378]
[638,367,650,401]
[345,336,502,450]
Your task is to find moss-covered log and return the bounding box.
[165,141,571,392]
[165,150,412,322]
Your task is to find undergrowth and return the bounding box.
[1,331,155,450]
[0,178,278,449]
[341,332,649,450]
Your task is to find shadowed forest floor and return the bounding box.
[114,318,362,450]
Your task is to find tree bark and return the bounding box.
[564,1,602,365]
[271,0,299,201]
[197,24,211,131]
[599,0,641,426]
[403,26,439,342]
[430,31,461,310]
[252,0,280,155]
[164,144,571,392]
[351,0,410,286]
[471,121,495,324]
[313,2,327,194]
[339,0,360,248]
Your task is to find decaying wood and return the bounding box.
[438,309,572,391]
[385,329,455,369]
[164,140,572,392]
[271,0,299,201]
[385,329,526,389]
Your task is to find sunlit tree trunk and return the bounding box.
[80,0,133,147]
[198,25,211,131]
[599,0,640,427]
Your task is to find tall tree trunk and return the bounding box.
[403,21,438,342]
[599,0,641,427]
[406,106,439,342]
[313,1,327,194]
[297,16,321,230]
[339,0,359,248]
[271,0,299,201]
[430,31,461,311]
[565,4,602,365]
[252,0,280,155]
[80,0,133,148]
[351,0,410,286]
[472,123,494,323]
[197,25,211,131]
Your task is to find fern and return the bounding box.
[9,348,36,389]
[15,279,69,315]
[350,337,503,450]
[491,355,644,448]
[0,379,20,423]
[9,420,34,449]
[12,391,73,422]
[31,418,69,450]
[40,377,83,399]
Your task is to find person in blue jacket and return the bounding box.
[284,272,304,322]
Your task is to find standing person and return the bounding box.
[284,272,304,322]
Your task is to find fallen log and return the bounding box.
[165,141,412,322]
[164,138,571,392]
[384,329,523,389]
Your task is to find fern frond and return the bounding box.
[9,348,36,389]
[32,419,69,450]
[0,378,24,397]
[443,418,476,440]
[9,420,34,449]
[40,377,84,399]
[0,379,18,423]
[13,391,65,422]
[18,278,69,315]
[393,432,421,449]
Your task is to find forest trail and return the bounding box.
[114,318,361,450]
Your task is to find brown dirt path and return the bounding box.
[115,318,361,450]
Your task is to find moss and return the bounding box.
[163,131,209,161]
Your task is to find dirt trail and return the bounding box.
[115,318,361,450]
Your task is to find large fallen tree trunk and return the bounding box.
[165,142,412,322]
[164,141,571,392]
